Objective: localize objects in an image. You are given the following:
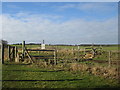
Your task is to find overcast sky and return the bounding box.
[1,2,118,44]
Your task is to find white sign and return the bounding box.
[41,44,45,49]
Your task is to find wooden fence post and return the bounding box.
[77,46,80,61]
[108,51,111,67]
[1,42,4,64]
[15,46,17,58]
[22,41,25,59]
[8,45,10,61]
[12,47,15,61]
[48,59,51,65]
[92,48,95,58]
[56,50,58,64]
[84,48,85,55]
[72,48,74,63]
[15,46,19,63]
[117,51,120,84]
[54,50,57,65]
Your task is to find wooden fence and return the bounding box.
[1,41,57,65]
[1,41,119,66]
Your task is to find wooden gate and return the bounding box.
[22,41,57,65]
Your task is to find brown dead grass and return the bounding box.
[70,63,118,79]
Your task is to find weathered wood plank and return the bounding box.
[24,47,34,63]
[12,47,15,61]
[30,55,54,57]
[8,46,10,61]
[15,46,17,58]
[27,49,55,51]
[30,56,54,59]
[22,41,25,59]
[54,50,57,65]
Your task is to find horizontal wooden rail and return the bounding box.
[30,55,54,57]
[111,60,120,61]
[85,48,102,49]
[85,48,92,49]
[85,50,92,52]
[8,46,15,48]
[30,56,54,59]
[27,49,55,51]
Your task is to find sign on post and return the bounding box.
[41,44,45,49]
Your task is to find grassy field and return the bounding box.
[11,44,119,51]
[8,45,119,60]
[2,44,120,88]
[2,63,120,88]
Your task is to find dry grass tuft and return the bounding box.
[69,63,117,79]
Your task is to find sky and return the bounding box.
[2,0,120,2]
[1,2,118,44]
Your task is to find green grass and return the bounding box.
[3,44,119,88]
[11,44,119,51]
[2,63,120,88]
